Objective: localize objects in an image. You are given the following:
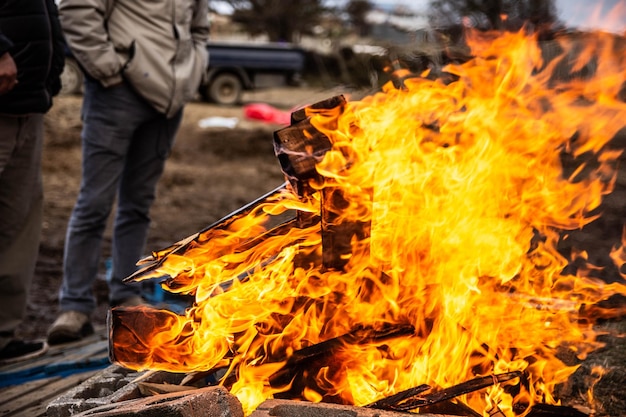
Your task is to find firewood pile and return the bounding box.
[99,29,626,417]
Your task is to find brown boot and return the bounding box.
[47,311,94,345]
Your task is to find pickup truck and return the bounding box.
[60,41,307,105]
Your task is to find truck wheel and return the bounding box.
[206,73,243,105]
[60,58,84,95]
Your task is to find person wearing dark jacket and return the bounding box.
[0,0,65,364]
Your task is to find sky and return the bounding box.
[555,0,625,33]
[371,0,625,33]
[209,1,429,15]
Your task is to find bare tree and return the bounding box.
[223,0,328,43]
[346,0,374,37]
[428,0,558,32]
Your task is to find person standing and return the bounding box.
[0,0,65,363]
[47,0,210,344]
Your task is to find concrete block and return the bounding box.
[66,385,244,417]
[249,399,457,417]
[46,364,186,417]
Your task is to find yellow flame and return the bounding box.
[112,28,626,416]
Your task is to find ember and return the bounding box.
[109,27,626,416]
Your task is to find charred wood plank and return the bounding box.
[289,95,347,124]
[210,324,416,390]
[365,384,431,409]
[286,323,415,366]
[274,95,371,271]
[525,403,589,417]
[273,117,333,198]
[273,95,346,199]
[125,183,291,282]
[267,323,415,389]
[368,371,521,412]
[321,187,370,271]
[108,308,232,374]
[162,217,303,295]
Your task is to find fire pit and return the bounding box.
[97,28,625,417]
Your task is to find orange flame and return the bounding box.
[112,29,626,416]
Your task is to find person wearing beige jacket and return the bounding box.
[48,0,210,345]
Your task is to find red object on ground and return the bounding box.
[243,103,292,125]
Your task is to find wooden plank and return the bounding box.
[0,326,107,375]
[273,118,332,197]
[0,376,61,405]
[0,371,99,416]
[0,340,109,389]
[320,186,370,271]
[53,339,108,363]
[7,402,47,417]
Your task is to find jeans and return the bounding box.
[0,114,43,349]
[59,79,182,313]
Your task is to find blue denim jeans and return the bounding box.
[59,79,182,313]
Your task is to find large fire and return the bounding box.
[110,28,626,416]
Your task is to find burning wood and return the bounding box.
[108,27,626,417]
[110,312,415,389]
[366,371,521,412]
[265,323,415,399]
[126,183,291,283]
[276,97,373,270]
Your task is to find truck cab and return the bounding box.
[202,41,306,105]
[60,41,307,106]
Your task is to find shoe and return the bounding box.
[112,295,149,308]
[47,310,94,345]
[0,339,49,365]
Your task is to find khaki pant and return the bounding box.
[0,114,43,349]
